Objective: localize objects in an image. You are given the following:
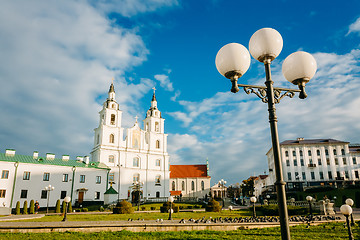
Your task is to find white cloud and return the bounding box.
[154,74,174,91]
[347,17,360,35]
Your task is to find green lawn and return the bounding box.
[0,222,358,239]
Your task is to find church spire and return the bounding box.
[151,87,157,109]
[108,78,116,101]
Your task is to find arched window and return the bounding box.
[156,159,161,166]
[156,176,161,185]
[201,181,204,191]
[108,155,114,163]
[156,140,160,149]
[155,122,159,132]
[293,151,296,157]
[133,157,139,167]
[341,149,345,155]
[172,181,175,191]
[109,134,115,143]
[333,149,337,156]
[317,150,320,156]
[285,151,289,157]
[133,173,140,183]
[112,104,116,109]
[110,114,116,125]
[96,134,100,144]
[299,150,303,157]
[191,181,195,191]
[307,150,311,157]
[182,181,185,191]
[325,149,329,156]
[146,123,149,131]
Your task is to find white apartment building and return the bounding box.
[266,138,360,192]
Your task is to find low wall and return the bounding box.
[0,207,11,215]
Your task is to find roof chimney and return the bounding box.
[33,151,39,159]
[46,153,55,160]
[5,149,15,156]
[297,137,304,141]
[84,156,90,164]
[62,155,70,161]
[76,156,84,162]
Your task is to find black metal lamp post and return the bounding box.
[44,185,54,214]
[341,204,354,240]
[168,196,174,220]
[306,195,313,221]
[215,28,317,240]
[250,196,257,218]
[62,196,71,222]
[345,198,355,226]
[219,179,227,207]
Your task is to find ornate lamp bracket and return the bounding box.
[239,84,300,104]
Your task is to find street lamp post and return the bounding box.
[250,196,257,218]
[219,179,227,207]
[306,196,313,221]
[44,185,55,214]
[215,28,317,240]
[62,196,71,222]
[131,181,144,211]
[345,198,355,226]
[168,196,174,220]
[340,204,354,240]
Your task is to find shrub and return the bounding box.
[179,206,184,210]
[160,202,179,213]
[257,204,308,216]
[23,201,28,214]
[205,199,221,212]
[55,199,61,213]
[113,200,134,214]
[150,207,156,210]
[82,208,88,212]
[68,203,73,213]
[15,201,21,215]
[99,206,105,212]
[187,205,193,209]
[62,201,66,214]
[141,206,146,211]
[194,205,201,209]
[29,200,35,214]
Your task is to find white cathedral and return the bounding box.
[0,83,170,209]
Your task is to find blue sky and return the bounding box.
[0,0,360,184]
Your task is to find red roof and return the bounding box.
[170,191,182,196]
[170,165,209,178]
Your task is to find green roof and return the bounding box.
[104,186,118,194]
[0,153,110,170]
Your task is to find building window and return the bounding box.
[156,191,160,198]
[20,190,28,198]
[319,172,324,180]
[333,149,337,156]
[293,160,297,167]
[326,158,330,165]
[109,173,114,183]
[286,160,290,167]
[335,158,339,165]
[156,159,161,167]
[318,158,322,166]
[80,175,85,183]
[355,171,359,179]
[201,181,205,191]
[41,190,47,199]
[302,172,306,181]
[311,172,315,180]
[182,181,185,191]
[299,150,303,157]
[96,134,100,144]
[328,171,333,180]
[155,122,159,132]
[133,174,140,183]
[109,134,115,143]
[287,172,292,181]
[156,140,160,149]
[43,173,50,181]
[317,149,320,156]
[62,174,68,182]
[155,176,161,185]
[60,191,66,199]
[172,181,175,190]
[110,114,116,125]
[353,157,357,165]
[23,171,30,180]
[336,171,341,178]
[95,192,100,200]
[0,190,6,198]
[341,149,345,155]
[133,157,139,167]
[293,151,296,157]
[343,158,347,165]
[285,151,289,157]
[109,155,114,163]
[300,159,304,166]
[1,170,9,179]
[325,149,329,156]
[191,181,195,191]
[308,150,311,157]
[345,171,349,179]
[295,172,299,180]
[96,176,101,184]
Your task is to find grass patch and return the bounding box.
[0,222,358,239]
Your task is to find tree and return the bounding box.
[15,201,21,215]
[55,199,61,213]
[29,200,35,214]
[23,201,28,214]
[62,200,66,214]
[205,199,221,212]
[113,200,134,214]
[241,178,255,197]
[68,202,73,213]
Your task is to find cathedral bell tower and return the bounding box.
[91,81,124,163]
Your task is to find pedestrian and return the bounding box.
[35,201,39,214]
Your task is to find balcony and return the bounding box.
[335,177,344,181]
[308,163,316,167]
